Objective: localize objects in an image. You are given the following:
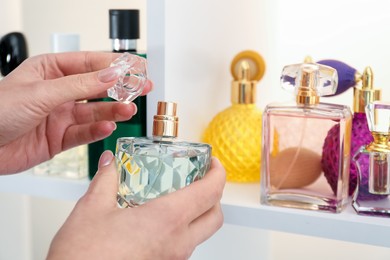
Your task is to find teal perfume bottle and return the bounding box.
[116,101,211,207]
[88,9,147,178]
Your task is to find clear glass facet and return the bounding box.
[365,101,390,133]
[280,63,337,96]
[352,147,390,217]
[260,102,352,213]
[116,137,211,207]
[107,52,148,104]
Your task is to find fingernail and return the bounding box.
[98,150,114,168]
[111,121,117,131]
[132,103,138,115]
[147,80,154,92]
[98,66,121,83]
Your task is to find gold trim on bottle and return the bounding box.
[152,101,178,137]
[231,61,257,104]
[366,132,390,153]
[353,67,381,113]
[296,68,320,105]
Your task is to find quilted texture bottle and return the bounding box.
[322,66,381,199]
[203,50,265,182]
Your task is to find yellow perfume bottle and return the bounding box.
[203,50,265,182]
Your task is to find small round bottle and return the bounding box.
[203,50,265,182]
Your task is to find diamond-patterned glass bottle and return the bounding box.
[261,62,352,213]
[203,50,265,182]
[116,101,211,207]
[352,101,390,217]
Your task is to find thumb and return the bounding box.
[85,150,119,208]
[43,66,122,106]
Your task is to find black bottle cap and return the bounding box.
[0,32,28,76]
[109,9,140,40]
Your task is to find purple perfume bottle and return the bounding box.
[352,101,390,217]
[322,66,382,199]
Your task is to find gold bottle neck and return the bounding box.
[231,81,257,104]
[366,132,390,153]
[231,60,258,104]
[295,69,320,105]
[152,101,178,138]
[353,67,381,113]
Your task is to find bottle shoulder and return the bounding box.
[117,136,211,150]
[264,101,352,119]
[210,104,262,120]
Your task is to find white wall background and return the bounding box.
[1,0,390,259]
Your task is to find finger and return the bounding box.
[62,121,116,150]
[41,65,122,108]
[45,52,121,76]
[73,101,137,125]
[44,51,146,77]
[84,150,118,208]
[189,203,224,246]
[151,157,226,223]
[79,79,153,101]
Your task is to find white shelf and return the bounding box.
[222,183,390,248]
[0,170,89,201]
[1,172,389,248]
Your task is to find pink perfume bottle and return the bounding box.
[322,66,381,199]
[352,101,390,217]
[261,61,352,213]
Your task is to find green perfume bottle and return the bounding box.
[88,9,147,178]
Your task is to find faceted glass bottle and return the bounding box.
[116,101,211,207]
[352,101,390,217]
[203,50,265,182]
[261,62,352,213]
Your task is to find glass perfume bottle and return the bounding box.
[33,146,88,179]
[203,50,265,182]
[88,9,147,179]
[261,61,352,213]
[322,66,381,199]
[34,33,88,179]
[352,101,390,217]
[116,101,211,207]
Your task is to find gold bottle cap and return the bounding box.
[152,101,178,137]
[230,51,265,105]
[281,62,337,105]
[353,67,382,113]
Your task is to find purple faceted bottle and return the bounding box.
[322,66,382,199]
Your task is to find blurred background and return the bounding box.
[1,0,390,259]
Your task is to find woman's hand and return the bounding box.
[47,152,226,260]
[0,52,152,174]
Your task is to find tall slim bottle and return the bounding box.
[88,9,147,178]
